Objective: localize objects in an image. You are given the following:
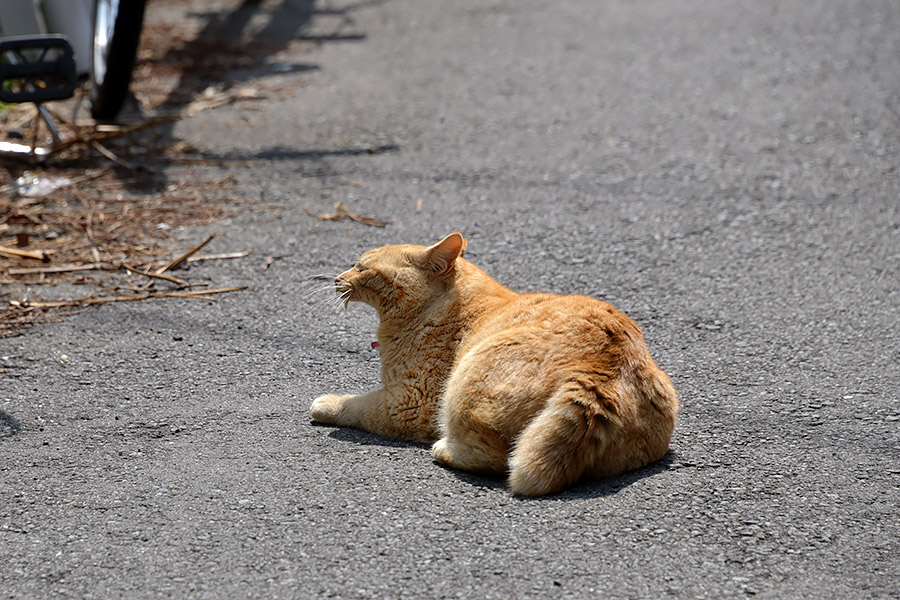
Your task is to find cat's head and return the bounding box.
[334,232,467,317]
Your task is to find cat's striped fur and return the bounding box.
[311,232,678,496]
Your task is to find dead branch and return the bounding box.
[264,252,293,270]
[187,250,252,263]
[6,263,104,276]
[9,286,246,309]
[156,234,217,274]
[50,114,182,154]
[122,264,188,286]
[309,202,390,227]
[91,141,138,170]
[0,246,51,262]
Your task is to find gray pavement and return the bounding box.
[3,0,900,598]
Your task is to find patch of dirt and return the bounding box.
[1,0,306,337]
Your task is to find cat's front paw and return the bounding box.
[431,438,452,465]
[310,394,352,424]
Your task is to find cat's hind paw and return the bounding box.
[310,394,351,424]
[431,436,507,474]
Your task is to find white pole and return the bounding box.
[41,0,94,76]
[0,0,46,37]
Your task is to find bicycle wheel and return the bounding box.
[89,0,147,120]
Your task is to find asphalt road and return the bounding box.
[3,0,900,598]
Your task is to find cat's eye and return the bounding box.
[354,262,368,272]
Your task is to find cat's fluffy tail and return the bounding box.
[508,370,676,496]
[507,383,608,497]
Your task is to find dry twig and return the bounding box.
[155,234,217,274]
[0,246,51,262]
[264,252,293,270]
[7,264,104,276]
[123,264,188,287]
[308,202,390,227]
[187,251,252,263]
[9,286,246,309]
[91,141,138,170]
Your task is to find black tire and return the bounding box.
[89,0,147,120]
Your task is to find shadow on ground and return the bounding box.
[0,409,21,439]
[110,0,390,190]
[319,422,679,498]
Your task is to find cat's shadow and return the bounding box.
[319,423,679,499]
[443,452,681,500]
[323,425,431,449]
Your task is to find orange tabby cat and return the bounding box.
[311,232,678,496]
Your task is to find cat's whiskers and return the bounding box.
[301,273,353,317]
[321,290,351,313]
[310,275,351,310]
[339,289,353,310]
[300,273,340,301]
[301,283,339,301]
[324,287,349,310]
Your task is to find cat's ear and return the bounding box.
[419,232,467,275]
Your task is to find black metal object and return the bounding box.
[0,35,77,103]
[90,0,148,120]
